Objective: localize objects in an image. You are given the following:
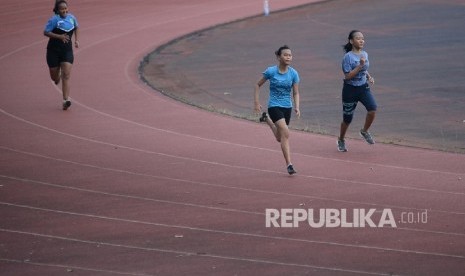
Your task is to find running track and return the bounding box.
[0,0,464,275]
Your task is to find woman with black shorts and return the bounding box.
[254,45,301,175]
[44,0,79,110]
[337,30,377,152]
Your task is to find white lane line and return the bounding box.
[0,258,153,276]
[3,174,465,237]
[0,231,390,276]
[1,205,464,260]
[1,147,464,215]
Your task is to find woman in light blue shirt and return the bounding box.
[44,0,79,110]
[337,30,377,152]
[254,45,300,175]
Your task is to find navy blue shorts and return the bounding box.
[342,82,377,124]
[46,48,74,68]
[268,106,292,125]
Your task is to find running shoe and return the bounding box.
[259,112,268,122]
[287,164,296,175]
[360,129,375,144]
[63,100,71,110]
[337,139,348,152]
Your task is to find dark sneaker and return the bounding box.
[287,164,296,175]
[360,129,375,144]
[259,112,268,122]
[337,139,348,152]
[63,100,71,110]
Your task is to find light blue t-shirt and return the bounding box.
[342,51,369,86]
[263,65,300,108]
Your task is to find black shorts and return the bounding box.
[46,48,74,68]
[342,82,377,124]
[268,106,292,125]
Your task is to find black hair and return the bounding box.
[53,0,68,14]
[342,30,360,53]
[275,45,290,57]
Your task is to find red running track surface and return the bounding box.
[0,0,464,275]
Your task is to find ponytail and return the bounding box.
[275,45,290,57]
[342,30,360,53]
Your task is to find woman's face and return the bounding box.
[57,3,68,18]
[350,32,365,50]
[278,49,293,65]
